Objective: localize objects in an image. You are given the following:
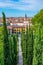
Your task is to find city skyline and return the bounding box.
[0,0,43,17]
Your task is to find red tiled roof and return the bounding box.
[0,17,32,23]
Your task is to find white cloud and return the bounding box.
[0,2,12,7]
[0,0,43,11]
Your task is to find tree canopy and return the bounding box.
[32,9,43,25]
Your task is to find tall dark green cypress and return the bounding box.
[32,30,37,65]
[37,24,42,65]
[12,34,18,65]
[32,24,42,65]
[8,35,13,65]
[26,26,34,65]
[21,29,26,65]
[26,26,29,65]
[41,25,43,65]
[2,12,10,65]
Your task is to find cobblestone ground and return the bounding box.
[17,34,23,65]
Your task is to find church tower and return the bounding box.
[24,14,27,21]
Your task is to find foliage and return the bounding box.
[32,9,43,65]
[0,26,4,65]
[21,27,34,65]
[32,24,42,65]
[32,9,43,25]
[12,34,18,65]
[21,29,26,65]
[2,12,11,65]
[26,26,34,65]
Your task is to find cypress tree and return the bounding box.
[12,34,18,65]
[32,24,42,65]
[21,29,26,65]
[21,26,34,65]
[37,24,42,65]
[41,26,43,65]
[26,26,34,65]
[2,12,10,65]
[8,35,13,65]
[32,30,37,65]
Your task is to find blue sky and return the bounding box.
[0,0,43,17]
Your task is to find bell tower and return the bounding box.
[24,14,27,21]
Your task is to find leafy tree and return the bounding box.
[32,9,43,25]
